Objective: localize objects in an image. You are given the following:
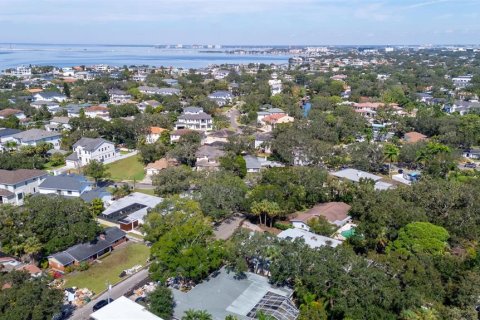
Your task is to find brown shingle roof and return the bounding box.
[290,202,351,224]
[0,169,47,185]
[403,131,427,144]
[0,108,23,118]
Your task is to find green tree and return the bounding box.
[307,216,336,236]
[152,166,194,196]
[83,160,110,185]
[251,199,281,227]
[89,198,105,218]
[182,310,213,320]
[148,286,175,320]
[146,197,224,282]
[219,154,247,178]
[387,222,450,256]
[63,82,71,98]
[0,271,63,320]
[199,172,248,221]
[383,143,400,177]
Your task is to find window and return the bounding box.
[67,191,72,195]
[17,193,23,200]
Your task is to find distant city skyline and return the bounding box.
[0,0,479,45]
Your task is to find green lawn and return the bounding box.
[107,155,145,181]
[64,243,150,295]
[133,188,156,196]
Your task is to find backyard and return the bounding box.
[64,242,150,295]
[106,155,145,182]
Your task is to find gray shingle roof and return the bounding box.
[178,112,212,121]
[38,174,92,192]
[50,227,126,265]
[73,137,112,152]
[0,128,22,138]
[12,129,61,142]
[80,188,111,203]
[244,155,262,170]
[0,169,47,185]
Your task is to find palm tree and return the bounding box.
[182,309,213,320]
[383,143,400,177]
[251,200,281,227]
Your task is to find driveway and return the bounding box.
[213,214,245,240]
[69,268,149,320]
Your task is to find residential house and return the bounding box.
[32,92,67,102]
[145,158,177,176]
[66,137,118,168]
[109,89,132,104]
[172,268,298,320]
[175,107,213,131]
[255,132,272,154]
[452,75,472,89]
[45,117,71,132]
[38,174,93,197]
[65,103,91,117]
[98,193,163,231]
[0,108,26,120]
[0,169,48,205]
[403,131,427,144]
[80,187,113,206]
[202,129,235,145]
[261,114,294,132]
[0,128,22,149]
[268,73,282,96]
[74,71,96,81]
[195,145,225,171]
[331,168,393,191]
[30,100,60,112]
[132,73,148,82]
[208,90,233,106]
[445,100,480,115]
[290,202,351,231]
[257,106,286,123]
[244,155,262,173]
[48,227,127,272]
[277,228,342,249]
[139,86,181,96]
[84,105,110,120]
[463,148,480,160]
[415,93,433,103]
[90,296,163,320]
[12,129,62,149]
[163,78,178,86]
[146,127,168,144]
[4,66,32,77]
[137,100,160,112]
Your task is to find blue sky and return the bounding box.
[0,0,479,45]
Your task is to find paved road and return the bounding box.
[69,268,149,320]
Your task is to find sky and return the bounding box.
[0,0,479,45]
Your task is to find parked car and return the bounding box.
[92,298,113,311]
[52,305,75,320]
[465,162,477,168]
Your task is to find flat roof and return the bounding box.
[100,192,162,224]
[90,296,163,320]
[331,168,382,183]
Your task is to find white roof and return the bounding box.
[90,296,163,320]
[277,228,342,249]
[102,192,162,223]
[331,168,382,183]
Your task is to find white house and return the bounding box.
[5,66,32,77]
[175,107,213,131]
[208,91,233,106]
[0,108,26,120]
[452,75,473,89]
[268,73,282,96]
[109,89,132,104]
[33,92,67,103]
[38,174,93,197]
[66,137,118,168]
[0,169,48,205]
[138,86,180,96]
[12,129,62,149]
[84,105,110,120]
[146,127,168,144]
[277,228,342,249]
[45,117,71,132]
